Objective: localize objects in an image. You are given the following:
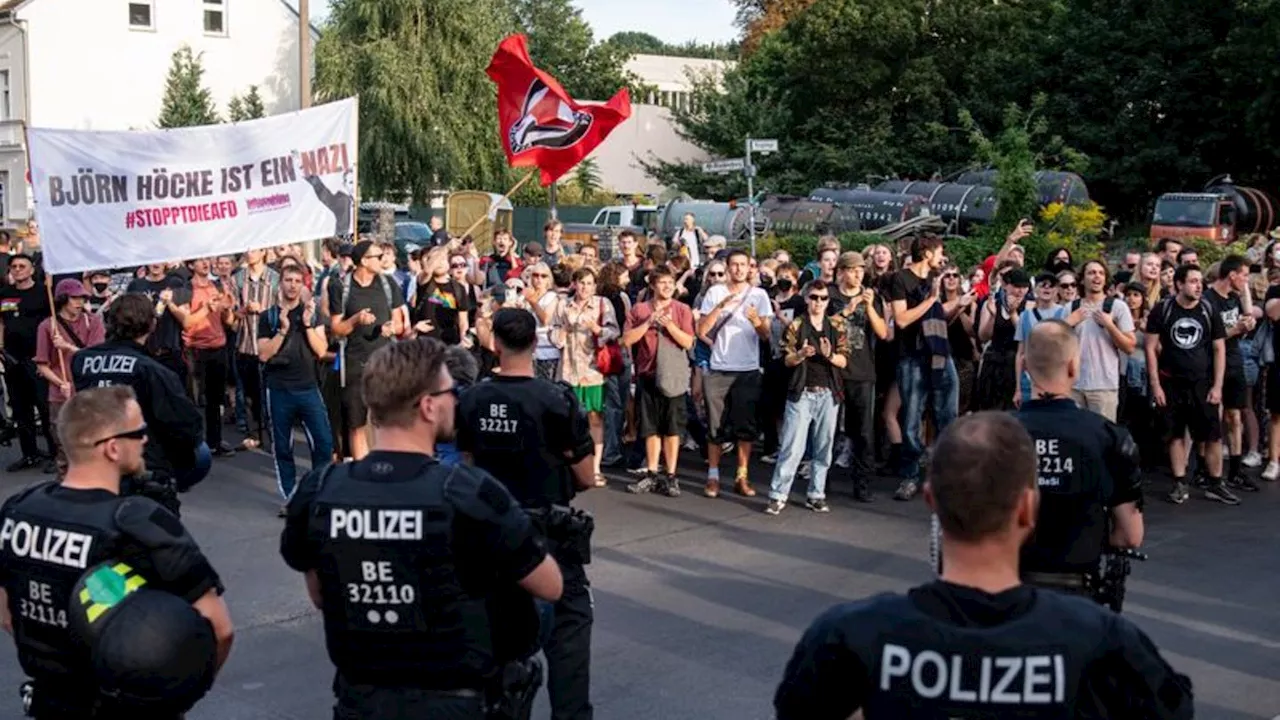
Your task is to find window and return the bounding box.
[0,71,10,121]
[203,0,225,35]
[128,2,153,29]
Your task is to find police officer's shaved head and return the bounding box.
[361,337,450,429]
[58,385,145,469]
[1025,319,1079,384]
[927,412,1037,542]
[492,308,538,354]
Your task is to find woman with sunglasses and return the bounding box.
[1056,270,1079,305]
[411,247,472,346]
[938,265,978,414]
[553,267,620,486]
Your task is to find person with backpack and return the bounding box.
[1058,260,1136,422]
[328,240,408,461]
[257,264,334,516]
[1013,272,1063,407]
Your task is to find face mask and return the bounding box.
[92,281,110,293]
[776,278,793,293]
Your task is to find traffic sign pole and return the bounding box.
[746,137,756,257]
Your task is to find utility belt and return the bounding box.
[1024,548,1147,613]
[121,471,181,516]
[21,680,184,720]
[524,505,594,566]
[484,657,543,720]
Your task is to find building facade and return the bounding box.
[0,0,315,226]
[586,53,733,199]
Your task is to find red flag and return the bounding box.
[486,34,632,187]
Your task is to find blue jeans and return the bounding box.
[602,364,630,466]
[174,442,213,491]
[768,390,838,502]
[266,387,334,500]
[896,355,958,481]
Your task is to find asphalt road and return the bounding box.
[0,440,1277,720]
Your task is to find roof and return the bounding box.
[0,0,319,34]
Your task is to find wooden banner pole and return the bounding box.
[458,169,536,241]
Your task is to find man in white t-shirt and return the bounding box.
[698,248,773,498]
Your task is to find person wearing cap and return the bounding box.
[975,267,1031,410]
[0,252,54,472]
[827,251,888,502]
[1013,271,1065,407]
[32,279,106,474]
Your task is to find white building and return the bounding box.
[585,53,734,198]
[0,0,317,225]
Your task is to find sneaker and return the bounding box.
[760,453,778,465]
[704,478,720,498]
[853,483,875,503]
[805,498,830,513]
[764,499,786,516]
[1227,474,1261,492]
[660,473,681,498]
[893,480,918,501]
[1242,450,1263,468]
[5,455,42,473]
[1263,461,1280,481]
[682,438,699,452]
[626,474,657,494]
[1166,481,1190,504]
[1203,483,1241,505]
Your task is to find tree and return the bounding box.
[733,0,818,54]
[571,157,602,198]
[315,0,516,203]
[227,95,247,122]
[157,45,219,128]
[605,31,665,55]
[512,0,642,100]
[605,32,739,61]
[242,86,266,119]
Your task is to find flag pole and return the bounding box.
[350,97,359,238]
[458,169,536,241]
[23,123,67,387]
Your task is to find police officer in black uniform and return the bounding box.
[775,411,1193,719]
[70,293,209,512]
[280,337,564,720]
[456,308,597,720]
[0,385,234,719]
[1015,319,1145,604]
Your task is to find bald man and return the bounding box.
[1015,319,1144,602]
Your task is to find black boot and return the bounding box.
[853,478,874,503]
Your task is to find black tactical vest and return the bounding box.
[855,593,1101,718]
[306,459,494,689]
[0,484,131,685]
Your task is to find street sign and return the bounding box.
[701,158,747,174]
[749,138,779,153]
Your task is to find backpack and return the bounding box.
[1069,296,1117,316]
[1152,296,1214,338]
[338,271,395,388]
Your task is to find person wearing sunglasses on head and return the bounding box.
[0,385,234,720]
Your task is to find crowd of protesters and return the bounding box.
[1,213,1277,514]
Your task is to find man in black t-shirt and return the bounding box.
[0,253,55,471]
[828,252,888,502]
[328,241,408,460]
[1145,264,1233,505]
[775,412,1192,720]
[1205,255,1259,492]
[126,264,193,385]
[887,234,960,501]
[258,264,335,513]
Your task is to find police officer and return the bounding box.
[0,386,234,719]
[775,411,1192,719]
[1016,319,1144,603]
[280,337,563,720]
[70,293,209,510]
[457,308,597,720]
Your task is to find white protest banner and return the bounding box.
[28,97,359,275]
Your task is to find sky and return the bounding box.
[313,0,740,45]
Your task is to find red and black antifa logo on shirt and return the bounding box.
[509,78,593,154]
